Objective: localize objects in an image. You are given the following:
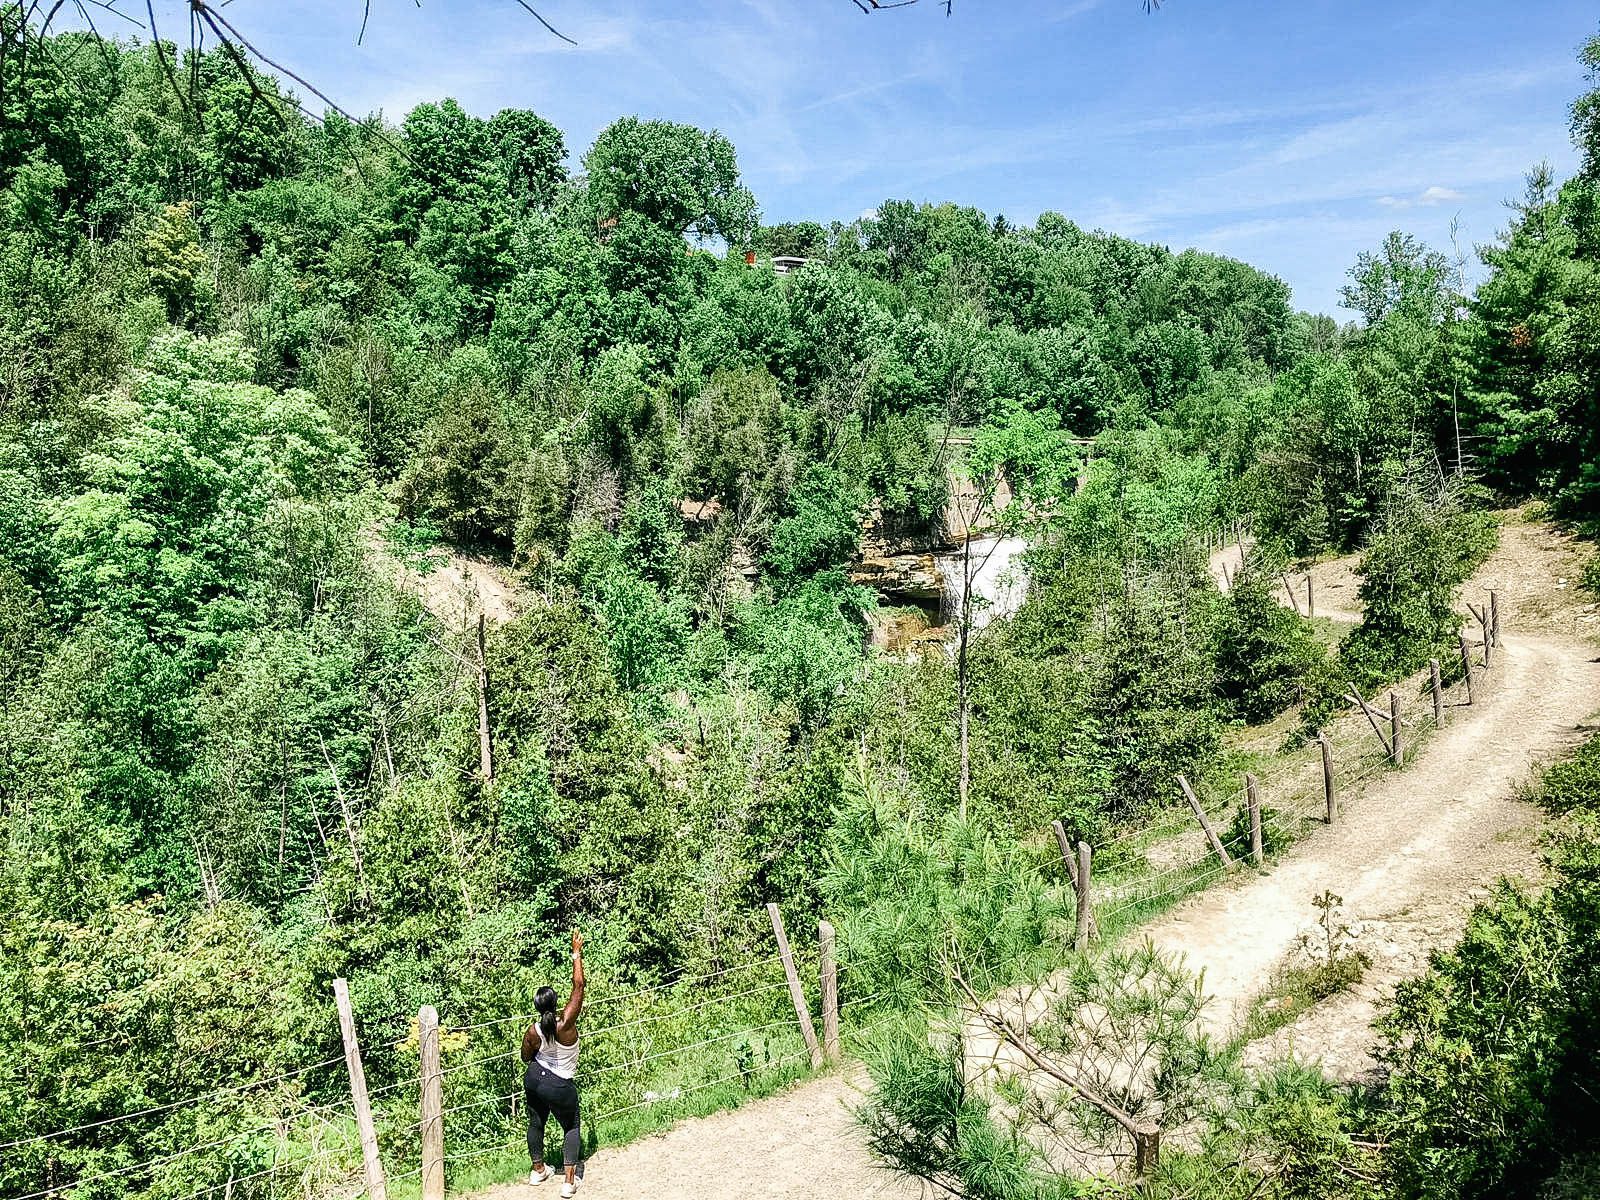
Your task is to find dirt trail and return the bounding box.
[1207,538,1252,592]
[1148,629,1600,1077]
[467,1072,916,1200]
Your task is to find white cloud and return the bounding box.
[1377,185,1466,209]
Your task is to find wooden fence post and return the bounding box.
[1245,773,1263,866]
[1430,659,1444,726]
[1178,775,1233,868]
[1490,590,1500,647]
[475,614,494,784]
[1281,572,1304,616]
[1459,634,1475,704]
[1305,575,1314,618]
[333,979,388,1200]
[1345,683,1395,758]
[419,1006,444,1200]
[1073,841,1093,951]
[1480,604,1493,669]
[817,920,840,1066]
[1053,821,1098,941]
[1052,820,1077,887]
[1319,732,1336,823]
[767,903,822,1069]
[1388,691,1403,767]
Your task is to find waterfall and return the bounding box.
[937,536,1029,632]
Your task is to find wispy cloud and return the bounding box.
[1377,185,1466,209]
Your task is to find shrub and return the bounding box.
[1372,737,1600,1200]
[1221,802,1293,860]
[1216,554,1332,722]
[1340,470,1497,689]
[1581,550,1600,599]
[1533,733,1600,813]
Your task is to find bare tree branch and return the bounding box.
[509,0,575,45]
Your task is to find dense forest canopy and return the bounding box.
[4,6,1600,1200]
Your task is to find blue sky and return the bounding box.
[132,0,1597,314]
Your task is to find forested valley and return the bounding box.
[5,8,1600,1200]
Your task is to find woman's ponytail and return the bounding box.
[534,985,559,1042]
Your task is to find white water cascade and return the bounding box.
[936,535,1029,632]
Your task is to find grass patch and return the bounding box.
[1234,952,1370,1048]
[1232,889,1371,1049]
[1095,857,1233,942]
[1220,802,1296,861]
[1531,729,1600,813]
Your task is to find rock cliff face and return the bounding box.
[865,607,949,657]
[849,551,944,602]
[849,499,949,607]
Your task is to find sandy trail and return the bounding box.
[370,538,525,629]
[466,1072,917,1200]
[1148,630,1600,1075]
[1209,538,1355,622]
[1207,537,1253,593]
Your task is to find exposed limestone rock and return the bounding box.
[850,553,943,602]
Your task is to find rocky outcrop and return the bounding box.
[853,499,950,604]
[865,607,950,656]
[676,497,723,523]
[849,552,944,602]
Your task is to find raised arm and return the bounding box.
[562,930,585,1026]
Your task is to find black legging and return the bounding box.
[524,1062,581,1169]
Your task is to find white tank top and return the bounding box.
[536,1032,579,1079]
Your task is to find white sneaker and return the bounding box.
[559,1182,577,1199]
[529,1166,555,1185]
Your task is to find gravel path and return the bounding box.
[1150,630,1600,1073]
[465,1072,917,1200]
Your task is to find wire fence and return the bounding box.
[1090,644,1490,932]
[1,944,837,1200]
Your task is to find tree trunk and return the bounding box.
[957,533,972,820]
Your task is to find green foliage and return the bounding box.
[1221,802,1292,861]
[1581,549,1600,598]
[856,1013,1051,1200]
[731,574,870,726]
[9,13,1600,1196]
[1340,472,1496,687]
[682,366,793,508]
[1532,732,1600,813]
[855,932,1376,1200]
[824,760,1071,1008]
[863,410,946,530]
[583,117,758,245]
[1238,891,1371,1045]
[763,465,865,582]
[143,201,211,324]
[1216,554,1332,722]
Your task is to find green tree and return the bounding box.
[1340,470,1494,687]
[583,117,758,245]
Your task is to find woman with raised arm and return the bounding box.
[521,931,585,1197]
